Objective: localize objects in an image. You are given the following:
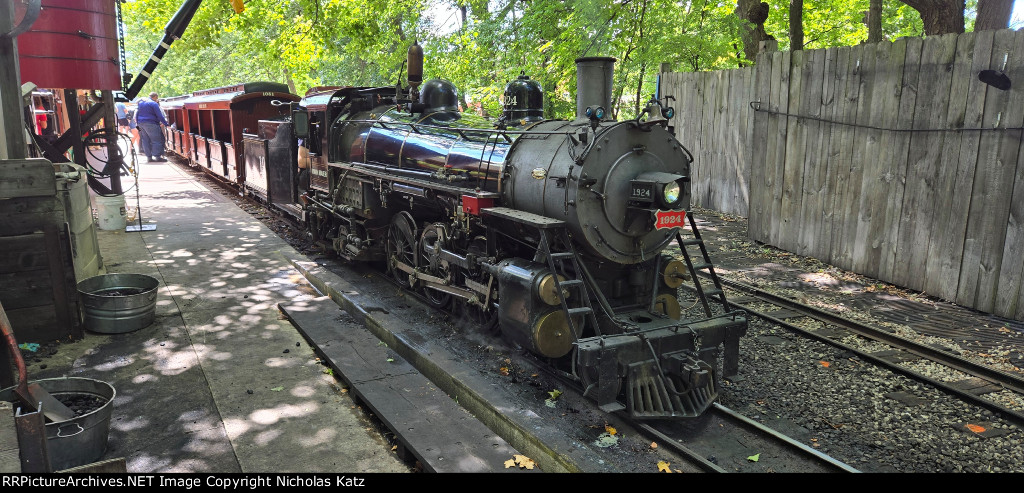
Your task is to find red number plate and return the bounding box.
[653,209,687,230]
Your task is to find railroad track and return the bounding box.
[636,404,859,473]
[519,352,857,473]
[689,275,1024,426]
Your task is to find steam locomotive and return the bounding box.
[164,45,747,419]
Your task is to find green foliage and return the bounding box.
[763,0,924,52]
[122,0,422,98]
[119,0,972,120]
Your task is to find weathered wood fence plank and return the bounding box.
[894,33,958,290]
[778,50,807,253]
[749,51,773,240]
[928,31,980,301]
[958,29,1012,309]
[995,29,1024,319]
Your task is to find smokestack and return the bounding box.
[575,57,616,121]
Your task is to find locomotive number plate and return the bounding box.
[630,184,653,200]
[653,209,686,230]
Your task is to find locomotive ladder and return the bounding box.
[675,212,733,317]
[675,212,745,379]
[538,228,602,340]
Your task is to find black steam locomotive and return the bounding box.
[167,45,746,419]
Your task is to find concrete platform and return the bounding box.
[19,159,410,473]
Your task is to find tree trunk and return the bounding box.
[975,0,1013,31]
[735,0,772,62]
[790,0,803,50]
[283,68,296,95]
[899,0,965,35]
[867,0,883,42]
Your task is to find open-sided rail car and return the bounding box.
[175,82,298,185]
[161,94,189,157]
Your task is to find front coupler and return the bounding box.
[575,313,746,419]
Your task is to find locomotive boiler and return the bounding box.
[294,45,746,419]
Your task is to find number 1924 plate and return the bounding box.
[653,209,687,230]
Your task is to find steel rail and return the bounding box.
[711,403,860,473]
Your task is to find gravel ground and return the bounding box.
[709,299,1024,473]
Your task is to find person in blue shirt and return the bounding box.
[115,101,129,134]
[135,92,169,162]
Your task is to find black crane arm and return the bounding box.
[123,0,203,101]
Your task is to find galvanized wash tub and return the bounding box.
[1,377,115,471]
[77,273,159,334]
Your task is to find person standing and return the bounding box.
[127,104,140,150]
[136,92,168,162]
[115,101,130,134]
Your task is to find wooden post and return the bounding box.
[0,1,27,160]
[759,39,779,54]
[99,90,122,194]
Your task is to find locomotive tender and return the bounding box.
[166,45,747,419]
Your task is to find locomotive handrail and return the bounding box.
[344,119,582,138]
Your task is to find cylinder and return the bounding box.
[575,57,616,121]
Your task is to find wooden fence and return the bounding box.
[660,28,1024,321]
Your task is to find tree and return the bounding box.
[898,0,965,34]
[735,0,774,61]
[867,0,883,42]
[790,0,803,49]
[975,0,1013,30]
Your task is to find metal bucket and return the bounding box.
[77,273,159,333]
[0,377,115,471]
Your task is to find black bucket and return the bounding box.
[1,377,115,471]
[77,273,159,333]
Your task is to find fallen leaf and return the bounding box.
[650,442,658,449]
[386,358,395,362]
[510,454,536,470]
[819,361,831,368]
[548,389,562,400]
[605,424,617,435]
[504,459,516,469]
[391,445,397,451]
[499,367,510,376]
[270,386,284,391]
[657,461,672,473]
[747,453,760,462]
[965,423,987,433]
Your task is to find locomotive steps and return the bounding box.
[284,256,657,473]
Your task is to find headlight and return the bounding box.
[663,181,681,205]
